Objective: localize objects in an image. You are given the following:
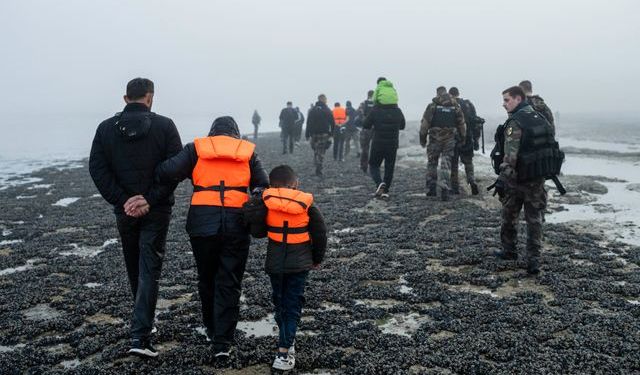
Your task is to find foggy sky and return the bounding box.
[1,0,639,136]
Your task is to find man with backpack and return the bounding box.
[448,87,481,195]
[490,86,564,275]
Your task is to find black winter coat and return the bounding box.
[155,140,269,237]
[89,103,183,214]
[279,107,298,129]
[305,101,335,138]
[362,104,406,148]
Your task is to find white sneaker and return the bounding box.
[288,341,295,356]
[272,353,295,371]
[374,183,387,198]
[151,326,158,334]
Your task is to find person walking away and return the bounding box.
[279,102,298,154]
[448,87,481,195]
[343,100,360,157]
[89,78,183,357]
[519,80,555,133]
[419,86,466,201]
[332,102,347,161]
[359,90,375,172]
[294,107,305,146]
[252,110,261,140]
[306,94,334,177]
[363,81,405,199]
[154,117,269,361]
[243,165,326,371]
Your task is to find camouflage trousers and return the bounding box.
[310,134,331,173]
[500,178,547,259]
[451,148,475,188]
[426,131,457,191]
[359,128,373,172]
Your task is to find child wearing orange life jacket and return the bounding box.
[261,165,327,371]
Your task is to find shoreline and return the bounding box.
[0,134,639,374]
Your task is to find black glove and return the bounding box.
[419,134,427,148]
[473,140,480,151]
[493,178,506,198]
[242,196,268,238]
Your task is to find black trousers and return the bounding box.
[116,210,171,339]
[333,131,345,160]
[281,129,295,154]
[190,234,251,350]
[368,144,398,189]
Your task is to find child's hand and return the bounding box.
[311,264,321,270]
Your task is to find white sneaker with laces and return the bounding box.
[272,353,295,371]
[374,182,387,198]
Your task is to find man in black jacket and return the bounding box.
[279,102,298,154]
[89,78,183,357]
[305,94,335,177]
[363,102,405,198]
[359,90,375,172]
[155,116,269,360]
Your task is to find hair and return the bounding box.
[448,87,459,97]
[269,165,298,188]
[518,80,532,93]
[126,78,154,100]
[286,101,292,106]
[502,86,526,101]
[377,77,386,83]
[346,100,352,106]
[367,90,374,97]
[334,102,340,107]
[318,94,326,101]
[436,86,447,95]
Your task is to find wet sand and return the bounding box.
[0,134,639,374]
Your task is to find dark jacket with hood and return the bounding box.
[89,102,183,214]
[362,104,406,148]
[155,117,269,237]
[305,101,335,138]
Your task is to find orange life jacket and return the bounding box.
[333,106,346,125]
[191,135,255,207]
[263,187,313,244]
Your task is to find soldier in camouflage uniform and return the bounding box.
[419,86,466,201]
[306,94,335,177]
[448,87,480,195]
[493,86,549,275]
[519,80,555,132]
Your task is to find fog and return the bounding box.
[1,0,639,138]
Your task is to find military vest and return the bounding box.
[430,105,456,128]
[510,107,564,181]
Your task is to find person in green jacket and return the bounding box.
[373,77,399,105]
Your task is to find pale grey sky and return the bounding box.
[1,0,639,137]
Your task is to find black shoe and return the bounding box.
[470,182,479,195]
[527,258,540,275]
[128,338,158,358]
[426,186,437,197]
[441,189,449,201]
[451,186,460,195]
[213,344,232,364]
[494,249,518,260]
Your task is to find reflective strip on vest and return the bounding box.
[263,188,313,244]
[191,136,254,207]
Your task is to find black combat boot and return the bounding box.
[426,186,437,197]
[527,258,540,275]
[494,249,518,260]
[441,189,449,201]
[470,182,479,195]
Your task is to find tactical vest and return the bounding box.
[430,105,456,128]
[263,188,313,244]
[512,109,564,181]
[191,136,255,207]
[333,107,347,125]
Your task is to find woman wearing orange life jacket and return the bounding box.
[332,102,348,161]
[155,116,269,360]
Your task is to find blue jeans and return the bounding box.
[269,271,308,349]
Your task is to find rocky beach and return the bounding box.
[1,132,639,374]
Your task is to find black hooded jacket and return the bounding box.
[89,103,183,214]
[305,101,335,138]
[362,104,406,148]
[155,117,269,237]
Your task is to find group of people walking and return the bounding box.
[90,78,327,371]
[89,75,562,371]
